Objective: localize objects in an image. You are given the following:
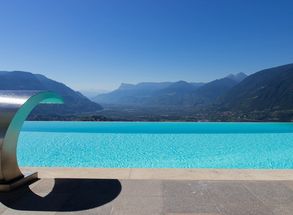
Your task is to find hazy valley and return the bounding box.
[1,63,293,122]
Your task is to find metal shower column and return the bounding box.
[0,91,63,191]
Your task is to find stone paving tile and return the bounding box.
[206,181,274,215]
[119,180,163,196]
[283,180,293,189]
[244,181,293,205]
[162,181,221,214]
[243,181,293,215]
[163,181,212,199]
[272,205,293,215]
[1,208,56,215]
[216,203,273,215]
[111,195,163,215]
[163,197,221,215]
[165,213,222,215]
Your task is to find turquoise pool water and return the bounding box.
[18,121,293,169]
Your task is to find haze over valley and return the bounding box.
[1,63,293,121]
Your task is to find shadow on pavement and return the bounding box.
[0,178,122,212]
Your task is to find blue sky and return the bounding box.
[0,0,293,91]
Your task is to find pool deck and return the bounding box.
[21,167,293,181]
[0,168,293,214]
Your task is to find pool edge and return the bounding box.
[20,167,293,181]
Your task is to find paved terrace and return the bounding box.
[0,168,293,215]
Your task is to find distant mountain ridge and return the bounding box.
[3,63,293,122]
[0,71,103,115]
[94,82,174,105]
[94,64,293,121]
[94,72,247,106]
[221,63,293,111]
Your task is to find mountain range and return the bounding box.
[1,63,293,121]
[93,63,293,121]
[0,71,103,116]
[93,72,247,107]
[95,63,293,113]
[221,63,293,111]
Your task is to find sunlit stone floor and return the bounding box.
[1,177,293,215]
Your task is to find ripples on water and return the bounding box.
[18,121,293,169]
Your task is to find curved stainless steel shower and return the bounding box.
[0,91,63,191]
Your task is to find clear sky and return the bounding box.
[0,0,293,91]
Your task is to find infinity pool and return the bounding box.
[18,121,293,169]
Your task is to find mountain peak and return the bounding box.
[174,80,190,85]
[226,72,247,82]
[222,63,293,111]
[118,83,135,90]
[0,71,103,114]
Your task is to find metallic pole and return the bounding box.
[0,91,63,191]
